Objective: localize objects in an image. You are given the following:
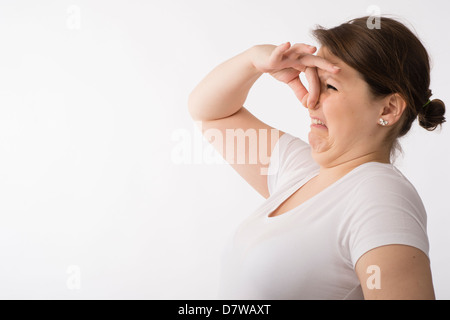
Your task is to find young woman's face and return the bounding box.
[308,47,384,166]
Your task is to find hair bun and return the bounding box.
[418,98,446,131]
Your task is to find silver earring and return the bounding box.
[379,118,388,126]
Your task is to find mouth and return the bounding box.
[311,117,327,129]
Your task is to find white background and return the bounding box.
[0,0,448,299]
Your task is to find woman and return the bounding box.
[188,16,445,300]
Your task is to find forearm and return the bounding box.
[188,46,263,121]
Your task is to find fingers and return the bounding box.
[289,43,317,55]
[275,42,292,55]
[287,76,308,105]
[277,42,315,55]
[290,68,320,109]
[269,42,339,107]
[269,42,291,64]
[278,43,340,74]
[301,92,309,109]
[298,54,340,74]
[278,41,292,51]
[305,67,320,108]
[271,42,316,68]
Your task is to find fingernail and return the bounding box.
[333,66,341,71]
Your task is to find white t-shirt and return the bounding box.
[218,132,429,300]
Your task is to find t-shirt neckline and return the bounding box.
[265,161,394,221]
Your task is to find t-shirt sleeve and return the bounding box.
[266,132,318,196]
[341,174,430,268]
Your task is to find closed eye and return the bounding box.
[327,84,337,91]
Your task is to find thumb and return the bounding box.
[301,93,309,109]
[287,77,308,107]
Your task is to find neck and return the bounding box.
[315,150,390,182]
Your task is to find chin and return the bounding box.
[308,131,329,153]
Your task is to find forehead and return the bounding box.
[316,46,362,82]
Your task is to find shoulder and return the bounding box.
[340,162,429,267]
[341,163,427,221]
[349,162,423,206]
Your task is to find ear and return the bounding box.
[379,93,407,126]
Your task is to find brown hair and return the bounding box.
[312,16,445,142]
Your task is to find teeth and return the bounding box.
[312,118,326,126]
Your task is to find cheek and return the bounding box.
[323,99,353,135]
[325,98,377,141]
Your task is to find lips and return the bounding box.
[311,117,327,128]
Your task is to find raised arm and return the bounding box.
[188,43,339,198]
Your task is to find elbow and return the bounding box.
[188,90,209,121]
[187,92,200,120]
